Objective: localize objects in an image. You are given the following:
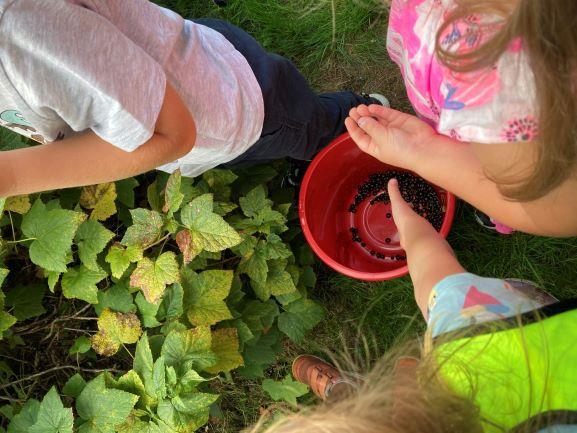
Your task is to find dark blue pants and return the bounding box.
[194,19,375,167]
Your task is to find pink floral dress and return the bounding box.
[387,0,539,144]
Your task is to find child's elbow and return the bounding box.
[166,118,196,160]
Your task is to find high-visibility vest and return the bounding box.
[436,299,577,432]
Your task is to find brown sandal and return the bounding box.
[292,355,357,400]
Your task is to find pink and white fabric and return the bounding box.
[387,0,539,144]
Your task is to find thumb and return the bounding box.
[388,178,416,221]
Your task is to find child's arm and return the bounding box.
[0,82,195,197]
[387,179,465,319]
[345,105,577,237]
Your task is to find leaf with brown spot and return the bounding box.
[5,195,31,214]
[91,308,142,356]
[130,252,180,304]
[80,183,117,221]
[175,230,202,264]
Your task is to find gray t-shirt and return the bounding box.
[0,0,264,177]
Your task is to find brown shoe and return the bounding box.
[292,355,356,400]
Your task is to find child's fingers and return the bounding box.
[388,178,418,221]
[368,104,401,122]
[349,107,361,122]
[355,104,372,118]
[356,116,387,140]
[345,117,372,153]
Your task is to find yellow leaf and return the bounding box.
[5,195,31,214]
[205,328,244,374]
[80,183,117,221]
[91,308,142,356]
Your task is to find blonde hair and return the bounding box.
[249,312,572,433]
[436,0,577,201]
[250,339,484,433]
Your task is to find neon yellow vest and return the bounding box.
[436,301,577,432]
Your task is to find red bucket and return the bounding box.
[299,133,456,281]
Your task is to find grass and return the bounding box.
[150,0,577,431]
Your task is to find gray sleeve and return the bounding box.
[0,0,166,151]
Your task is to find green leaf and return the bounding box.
[133,334,155,398]
[7,399,40,433]
[202,169,237,188]
[69,336,92,355]
[239,185,270,218]
[241,300,279,333]
[278,299,324,343]
[161,327,216,370]
[95,283,135,315]
[158,284,183,322]
[231,235,258,257]
[152,356,167,401]
[234,165,278,194]
[171,393,218,415]
[21,200,85,272]
[0,268,8,288]
[262,376,309,406]
[252,260,296,301]
[91,308,142,357]
[29,386,73,433]
[44,270,60,293]
[301,266,317,288]
[147,180,163,212]
[135,292,161,328]
[121,209,164,248]
[76,375,138,433]
[176,370,208,394]
[162,169,184,215]
[61,266,107,304]
[231,319,254,350]
[62,373,87,398]
[239,247,268,289]
[298,244,316,266]
[116,416,156,433]
[205,328,244,374]
[115,178,139,208]
[114,370,147,403]
[0,311,17,334]
[213,201,238,216]
[177,194,241,263]
[157,397,212,433]
[262,234,292,260]
[105,244,143,280]
[237,328,282,379]
[5,284,46,321]
[75,220,114,271]
[202,169,236,201]
[182,270,233,326]
[130,252,180,304]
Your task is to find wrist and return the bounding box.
[413,134,466,179]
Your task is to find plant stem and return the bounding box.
[145,234,171,251]
[4,237,36,244]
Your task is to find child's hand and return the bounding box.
[344,104,438,171]
[388,177,465,318]
[387,178,434,249]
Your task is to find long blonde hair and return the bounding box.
[436,0,577,201]
[250,339,484,433]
